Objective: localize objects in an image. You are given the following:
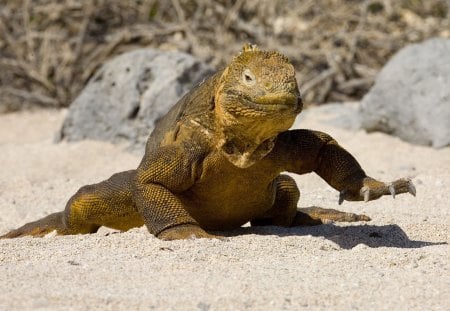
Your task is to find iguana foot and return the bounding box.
[292,207,371,226]
[1,226,55,239]
[0,212,68,239]
[157,224,222,241]
[339,177,416,204]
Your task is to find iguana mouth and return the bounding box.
[226,91,299,113]
[254,93,298,110]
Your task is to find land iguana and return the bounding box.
[1,44,416,240]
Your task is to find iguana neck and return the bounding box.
[217,131,276,168]
[186,115,277,169]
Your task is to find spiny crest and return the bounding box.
[231,43,291,69]
[242,43,260,52]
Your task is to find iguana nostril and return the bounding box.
[264,82,272,90]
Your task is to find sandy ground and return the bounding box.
[0,106,448,310]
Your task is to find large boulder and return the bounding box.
[58,49,214,149]
[359,38,450,148]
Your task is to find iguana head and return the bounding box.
[214,44,302,168]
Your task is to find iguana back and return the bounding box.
[145,71,222,152]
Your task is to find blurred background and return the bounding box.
[0,0,449,112]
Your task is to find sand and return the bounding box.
[0,106,448,310]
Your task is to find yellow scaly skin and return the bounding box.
[1,44,416,240]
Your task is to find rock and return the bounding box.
[293,102,361,131]
[359,38,450,148]
[58,49,214,150]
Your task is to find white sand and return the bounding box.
[0,107,449,310]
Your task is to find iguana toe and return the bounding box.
[387,178,417,198]
[295,207,371,225]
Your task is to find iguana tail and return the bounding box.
[1,212,66,239]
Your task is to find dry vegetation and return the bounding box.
[0,0,449,112]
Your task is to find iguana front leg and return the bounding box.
[133,182,217,240]
[133,144,219,240]
[275,129,416,204]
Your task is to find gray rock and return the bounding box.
[58,49,214,149]
[359,38,450,148]
[294,102,361,131]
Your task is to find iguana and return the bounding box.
[1,44,416,240]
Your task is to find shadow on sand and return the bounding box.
[224,224,447,250]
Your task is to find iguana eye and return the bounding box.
[242,69,256,85]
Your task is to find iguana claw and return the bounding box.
[362,187,370,202]
[338,177,416,204]
[338,190,346,205]
[408,180,416,196]
[388,183,396,199]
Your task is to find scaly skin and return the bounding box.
[1,44,416,240]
